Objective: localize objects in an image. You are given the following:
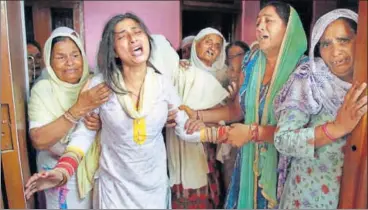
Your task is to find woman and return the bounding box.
[180,35,195,59]
[273,9,367,209]
[28,27,110,208]
[167,27,230,209]
[225,41,249,85]
[221,40,250,190]
[25,13,229,209]
[178,2,308,208]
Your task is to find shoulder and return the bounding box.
[89,73,105,88]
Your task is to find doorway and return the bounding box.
[182,10,237,43]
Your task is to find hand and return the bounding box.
[227,81,238,101]
[70,81,111,118]
[84,113,101,131]
[179,59,191,70]
[178,105,196,119]
[226,123,252,147]
[184,119,205,134]
[166,104,178,128]
[24,169,64,200]
[331,82,367,138]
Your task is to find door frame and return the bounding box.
[1,1,34,208]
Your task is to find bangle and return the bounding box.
[250,123,259,142]
[218,126,226,138]
[53,168,69,187]
[322,123,336,141]
[211,127,217,143]
[63,112,78,124]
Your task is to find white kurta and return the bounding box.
[68,73,201,209]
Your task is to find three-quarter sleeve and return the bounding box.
[165,78,201,143]
[274,109,315,158]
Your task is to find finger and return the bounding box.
[97,90,112,101]
[26,173,42,188]
[227,85,234,97]
[168,110,178,121]
[344,82,356,103]
[356,104,368,118]
[97,86,112,96]
[184,119,192,130]
[354,95,368,110]
[90,112,100,120]
[350,82,367,104]
[187,120,200,133]
[165,122,177,128]
[84,120,99,130]
[25,182,37,197]
[26,187,40,200]
[85,114,100,123]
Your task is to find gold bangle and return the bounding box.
[200,128,206,142]
[54,168,69,187]
[63,112,77,124]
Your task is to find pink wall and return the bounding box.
[236,1,260,46]
[83,1,180,67]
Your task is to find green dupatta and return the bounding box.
[238,6,307,208]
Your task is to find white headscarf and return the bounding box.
[180,35,195,49]
[190,27,227,77]
[29,27,90,141]
[309,9,358,72]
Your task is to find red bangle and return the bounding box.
[322,123,336,141]
[218,126,226,138]
[56,156,79,176]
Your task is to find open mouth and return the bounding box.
[259,35,269,40]
[132,45,143,57]
[206,50,214,57]
[332,58,349,66]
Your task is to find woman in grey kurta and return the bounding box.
[273,9,367,209]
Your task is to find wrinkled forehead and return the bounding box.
[320,18,355,41]
[199,33,223,44]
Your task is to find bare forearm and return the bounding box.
[259,125,276,143]
[201,103,243,124]
[31,115,75,150]
[313,122,345,148]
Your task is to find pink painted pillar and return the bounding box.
[236,1,260,46]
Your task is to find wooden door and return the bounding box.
[338,1,367,208]
[24,0,84,50]
[1,1,34,208]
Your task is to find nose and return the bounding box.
[129,33,137,44]
[256,21,265,32]
[331,44,343,57]
[65,56,74,66]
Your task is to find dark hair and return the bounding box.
[338,17,357,34]
[27,40,42,54]
[262,1,291,26]
[97,13,154,94]
[225,41,250,58]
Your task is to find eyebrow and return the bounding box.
[114,26,140,34]
[257,14,273,18]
